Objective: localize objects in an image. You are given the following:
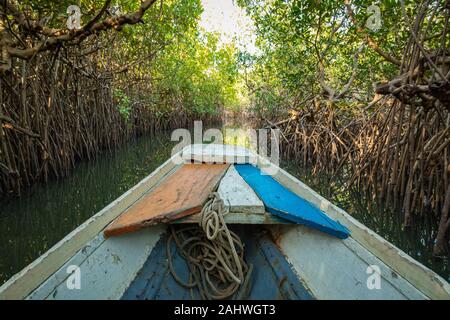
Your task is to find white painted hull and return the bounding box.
[0,145,448,300]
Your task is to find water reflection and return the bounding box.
[0,133,175,284]
[223,127,257,152]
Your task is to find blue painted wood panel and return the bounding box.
[121,226,314,300]
[234,164,350,239]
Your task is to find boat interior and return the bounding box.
[1,145,449,300]
[122,225,314,300]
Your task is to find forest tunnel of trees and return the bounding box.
[0,0,449,260]
[0,0,238,193]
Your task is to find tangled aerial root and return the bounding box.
[167,192,252,300]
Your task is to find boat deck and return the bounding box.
[1,144,448,300]
[122,225,314,300]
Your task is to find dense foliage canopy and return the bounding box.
[238,0,447,115]
[1,0,241,118]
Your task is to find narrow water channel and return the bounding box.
[0,130,448,285]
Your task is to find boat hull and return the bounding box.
[0,144,448,300]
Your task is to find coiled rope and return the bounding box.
[167,192,252,299]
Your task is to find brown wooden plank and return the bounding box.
[104,163,229,237]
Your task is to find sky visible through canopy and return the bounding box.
[199,0,258,54]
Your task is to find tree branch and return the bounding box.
[83,0,112,31]
[344,0,401,66]
[319,45,364,100]
[0,0,159,71]
[0,112,41,139]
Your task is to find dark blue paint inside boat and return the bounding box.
[121,226,314,300]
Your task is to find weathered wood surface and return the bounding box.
[218,165,265,214]
[255,155,450,299]
[235,164,350,239]
[0,154,179,300]
[181,144,257,164]
[172,211,288,224]
[122,227,314,300]
[173,165,283,224]
[28,227,165,300]
[2,144,449,300]
[104,164,229,237]
[272,225,427,300]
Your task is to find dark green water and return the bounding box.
[0,131,448,285]
[0,132,175,284]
